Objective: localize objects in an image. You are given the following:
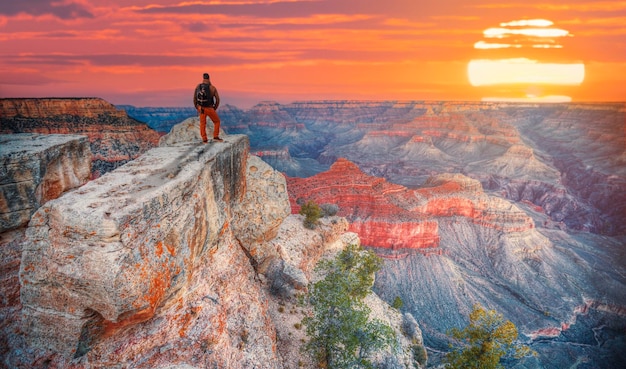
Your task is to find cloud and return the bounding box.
[472,1,626,12]
[0,0,93,19]
[1,52,284,68]
[132,0,461,19]
[184,22,213,33]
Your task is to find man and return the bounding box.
[193,72,223,143]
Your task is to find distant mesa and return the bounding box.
[468,19,585,102]
[0,98,160,178]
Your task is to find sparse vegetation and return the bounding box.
[444,304,533,369]
[302,244,395,368]
[392,296,403,310]
[412,343,428,366]
[298,199,340,229]
[320,203,339,217]
[299,200,322,229]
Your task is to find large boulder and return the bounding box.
[0,133,91,233]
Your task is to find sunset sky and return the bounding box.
[1,0,625,108]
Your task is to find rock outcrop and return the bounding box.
[1,118,426,368]
[0,134,92,233]
[1,98,161,178]
[19,135,251,362]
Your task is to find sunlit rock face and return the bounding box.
[0,98,161,178]
[4,134,300,368]
[19,136,250,360]
[286,158,533,252]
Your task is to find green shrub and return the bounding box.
[302,244,395,368]
[412,344,428,366]
[300,200,322,229]
[444,304,533,369]
[392,296,403,310]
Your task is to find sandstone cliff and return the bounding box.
[1,98,161,178]
[1,119,426,368]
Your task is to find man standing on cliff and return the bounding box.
[193,73,223,143]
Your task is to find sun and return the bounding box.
[468,19,585,102]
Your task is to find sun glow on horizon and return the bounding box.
[468,59,585,86]
[468,18,585,102]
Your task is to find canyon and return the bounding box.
[2,98,624,368]
[202,100,625,368]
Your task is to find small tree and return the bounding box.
[302,244,395,368]
[299,200,322,229]
[444,304,533,369]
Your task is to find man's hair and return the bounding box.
[203,73,209,79]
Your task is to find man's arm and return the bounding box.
[193,85,198,108]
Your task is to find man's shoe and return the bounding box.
[213,137,224,142]
[202,139,208,143]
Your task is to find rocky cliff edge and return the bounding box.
[1,118,425,368]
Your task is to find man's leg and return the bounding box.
[206,108,222,139]
[199,107,208,142]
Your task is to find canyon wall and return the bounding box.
[1,98,161,178]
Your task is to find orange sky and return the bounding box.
[0,0,625,107]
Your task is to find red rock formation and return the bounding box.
[0,98,161,178]
[286,159,534,251]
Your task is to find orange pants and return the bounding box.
[198,106,221,141]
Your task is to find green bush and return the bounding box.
[412,344,428,366]
[444,304,533,369]
[302,244,395,368]
[391,296,403,310]
[299,200,322,229]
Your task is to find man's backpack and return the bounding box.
[196,83,211,106]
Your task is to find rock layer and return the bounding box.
[0,133,91,232]
[0,98,161,178]
[286,158,533,252]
